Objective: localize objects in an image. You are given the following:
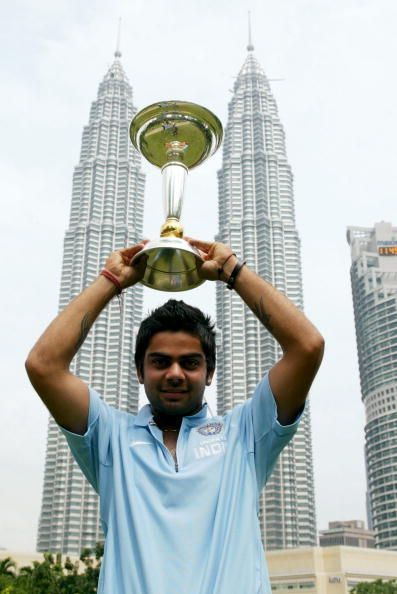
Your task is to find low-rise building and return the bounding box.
[266,546,397,593]
[319,520,375,548]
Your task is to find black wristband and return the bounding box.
[217,253,237,279]
[226,261,246,290]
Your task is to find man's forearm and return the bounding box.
[225,261,323,422]
[221,260,322,354]
[26,275,118,373]
[25,243,146,433]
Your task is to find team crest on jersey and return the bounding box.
[197,422,223,436]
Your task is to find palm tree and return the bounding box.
[0,557,16,578]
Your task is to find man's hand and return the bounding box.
[103,242,148,289]
[185,238,236,281]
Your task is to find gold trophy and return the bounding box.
[129,101,223,291]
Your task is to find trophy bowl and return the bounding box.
[129,100,223,292]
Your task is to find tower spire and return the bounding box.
[247,11,254,52]
[114,17,122,58]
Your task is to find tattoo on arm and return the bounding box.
[253,297,273,332]
[75,313,91,352]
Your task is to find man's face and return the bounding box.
[137,331,214,417]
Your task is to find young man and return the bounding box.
[26,238,324,594]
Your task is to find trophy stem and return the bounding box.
[161,162,188,238]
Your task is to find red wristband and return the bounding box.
[100,269,123,294]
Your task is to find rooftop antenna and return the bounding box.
[114,17,122,58]
[247,11,254,52]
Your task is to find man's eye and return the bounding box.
[183,359,200,369]
[152,358,168,368]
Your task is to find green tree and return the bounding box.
[23,553,63,594]
[0,557,16,594]
[351,579,397,594]
[0,558,16,579]
[0,543,104,594]
[75,546,103,593]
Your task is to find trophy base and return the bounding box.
[133,238,205,292]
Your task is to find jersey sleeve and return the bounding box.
[59,388,113,493]
[241,373,303,492]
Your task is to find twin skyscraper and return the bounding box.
[37,40,316,554]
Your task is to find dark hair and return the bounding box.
[135,300,216,376]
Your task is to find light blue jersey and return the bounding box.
[62,374,301,594]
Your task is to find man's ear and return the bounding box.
[137,368,144,384]
[206,370,215,386]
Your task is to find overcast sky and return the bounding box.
[1,0,397,552]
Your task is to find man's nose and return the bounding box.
[165,362,185,382]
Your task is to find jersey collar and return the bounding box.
[134,402,208,428]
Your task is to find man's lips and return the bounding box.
[160,390,188,399]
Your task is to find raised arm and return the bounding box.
[187,238,324,425]
[25,244,147,434]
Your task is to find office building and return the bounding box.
[37,47,145,554]
[347,222,397,549]
[216,38,316,548]
[267,545,397,593]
